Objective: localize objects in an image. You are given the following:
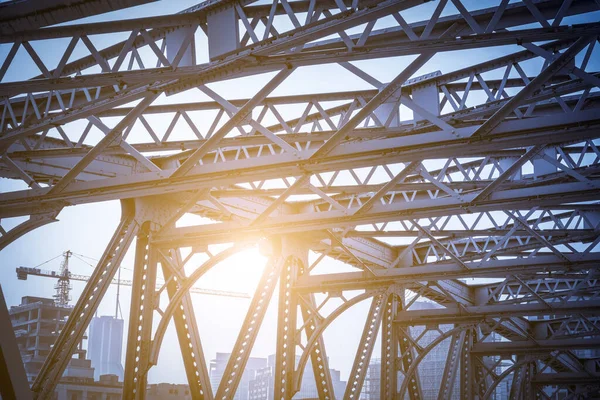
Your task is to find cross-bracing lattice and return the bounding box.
[1,0,599,399]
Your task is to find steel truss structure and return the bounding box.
[0,0,600,399]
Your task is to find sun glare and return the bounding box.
[195,247,268,294]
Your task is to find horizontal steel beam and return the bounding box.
[531,373,600,385]
[152,179,600,247]
[349,229,596,238]
[1,108,599,218]
[293,255,600,293]
[0,11,204,43]
[393,300,600,325]
[307,0,597,56]
[0,0,157,35]
[0,0,361,43]
[2,23,596,98]
[471,338,600,355]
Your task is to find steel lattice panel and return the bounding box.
[0,0,599,399]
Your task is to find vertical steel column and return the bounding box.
[380,293,398,399]
[0,286,32,400]
[460,327,474,400]
[161,250,212,400]
[206,4,239,60]
[274,255,300,400]
[381,291,424,399]
[123,222,158,400]
[527,363,539,400]
[344,293,386,400]
[475,329,490,399]
[460,327,489,400]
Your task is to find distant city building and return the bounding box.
[210,352,268,400]
[55,374,122,400]
[360,358,380,400]
[53,378,194,400]
[249,365,271,400]
[147,383,192,400]
[88,315,124,381]
[8,295,180,400]
[9,296,95,382]
[248,354,346,399]
[328,369,347,400]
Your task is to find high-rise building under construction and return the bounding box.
[9,296,94,382]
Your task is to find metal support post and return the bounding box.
[274,254,300,399]
[207,5,239,60]
[460,327,488,400]
[380,293,399,399]
[123,222,158,400]
[0,285,32,400]
[460,328,474,400]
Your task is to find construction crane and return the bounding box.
[53,250,72,307]
[16,251,250,301]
